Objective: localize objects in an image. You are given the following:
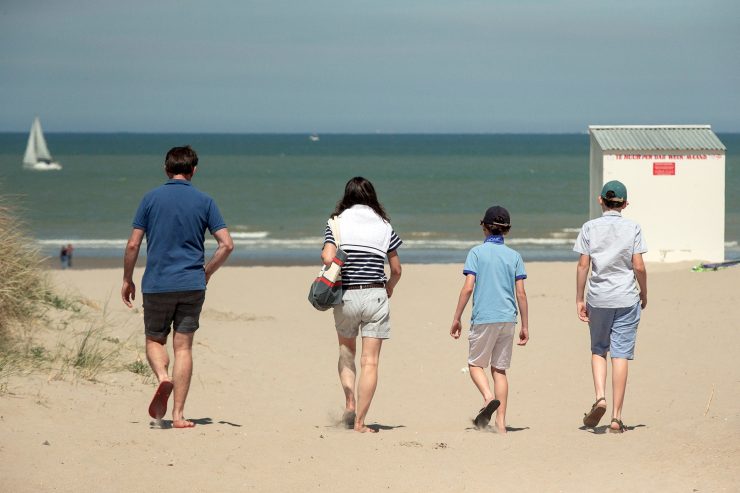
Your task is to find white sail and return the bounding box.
[33,118,53,162]
[23,119,37,165]
[22,117,61,170]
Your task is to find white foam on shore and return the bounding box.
[37,235,577,250]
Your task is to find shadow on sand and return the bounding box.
[580,423,647,434]
[149,417,214,429]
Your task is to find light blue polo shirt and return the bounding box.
[573,210,648,308]
[463,235,527,324]
[133,179,226,294]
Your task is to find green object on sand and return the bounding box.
[692,260,740,272]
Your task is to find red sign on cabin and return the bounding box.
[653,162,676,175]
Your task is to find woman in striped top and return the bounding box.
[321,177,402,433]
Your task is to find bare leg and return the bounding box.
[492,367,508,434]
[354,337,382,433]
[610,357,628,429]
[591,353,608,409]
[337,335,357,425]
[468,365,494,403]
[146,336,171,383]
[171,331,195,427]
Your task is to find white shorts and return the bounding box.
[333,288,390,339]
[468,322,516,369]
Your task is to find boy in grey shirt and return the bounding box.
[574,180,648,433]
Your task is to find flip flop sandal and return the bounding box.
[608,418,626,433]
[474,399,501,429]
[582,397,607,427]
[148,381,174,419]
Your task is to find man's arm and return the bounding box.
[515,278,529,345]
[576,253,591,322]
[385,250,402,298]
[450,274,475,339]
[204,228,234,284]
[122,228,145,308]
[633,253,647,309]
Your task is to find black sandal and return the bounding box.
[609,418,626,433]
[582,397,606,427]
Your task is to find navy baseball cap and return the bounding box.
[481,205,511,227]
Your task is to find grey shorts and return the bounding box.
[468,322,516,369]
[588,302,641,359]
[333,287,390,339]
[143,290,206,340]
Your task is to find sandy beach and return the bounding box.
[1,262,738,492]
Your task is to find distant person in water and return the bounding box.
[60,245,69,269]
[66,243,74,268]
[121,145,233,428]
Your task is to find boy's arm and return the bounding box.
[576,254,590,322]
[450,274,475,339]
[633,253,647,309]
[515,279,529,345]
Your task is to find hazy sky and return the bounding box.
[1,1,738,133]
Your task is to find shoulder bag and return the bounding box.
[308,217,347,311]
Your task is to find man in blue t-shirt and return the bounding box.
[122,146,233,428]
[450,205,529,433]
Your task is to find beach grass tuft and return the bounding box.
[0,201,123,387]
[126,358,152,377]
[67,323,121,380]
[0,203,54,333]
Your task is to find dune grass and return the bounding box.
[0,202,124,386]
[0,203,53,333]
[0,201,151,390]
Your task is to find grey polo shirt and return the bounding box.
[574,210,648,308]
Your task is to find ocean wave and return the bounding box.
[37,239,128,248]
[230,231,269,239]
[36,236,575,250]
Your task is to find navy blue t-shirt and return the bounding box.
[133,179,226,293]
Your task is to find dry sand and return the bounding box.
[1,262,738,492]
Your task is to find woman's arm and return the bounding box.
[386,250,402,298]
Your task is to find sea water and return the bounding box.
[0,133,737,264]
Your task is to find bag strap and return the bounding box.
[329,216,342,248]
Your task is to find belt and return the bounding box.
[344,283,385,290]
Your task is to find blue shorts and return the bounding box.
[587,302,641,359]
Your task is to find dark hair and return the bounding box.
[482,223,511,236]
[332,176,390,222]
[165,146,199,175]
[602,190,625,210]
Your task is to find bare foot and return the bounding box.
[354,424,378,433]
[494,420,507,434]
[173,419,196,429]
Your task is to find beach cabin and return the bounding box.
[589,125,726,262]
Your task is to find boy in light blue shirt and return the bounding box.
[450,205,529,433]
[575,180,648,433]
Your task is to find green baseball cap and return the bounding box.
[601,180,627,202]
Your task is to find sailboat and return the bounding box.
[23,117,62,171]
